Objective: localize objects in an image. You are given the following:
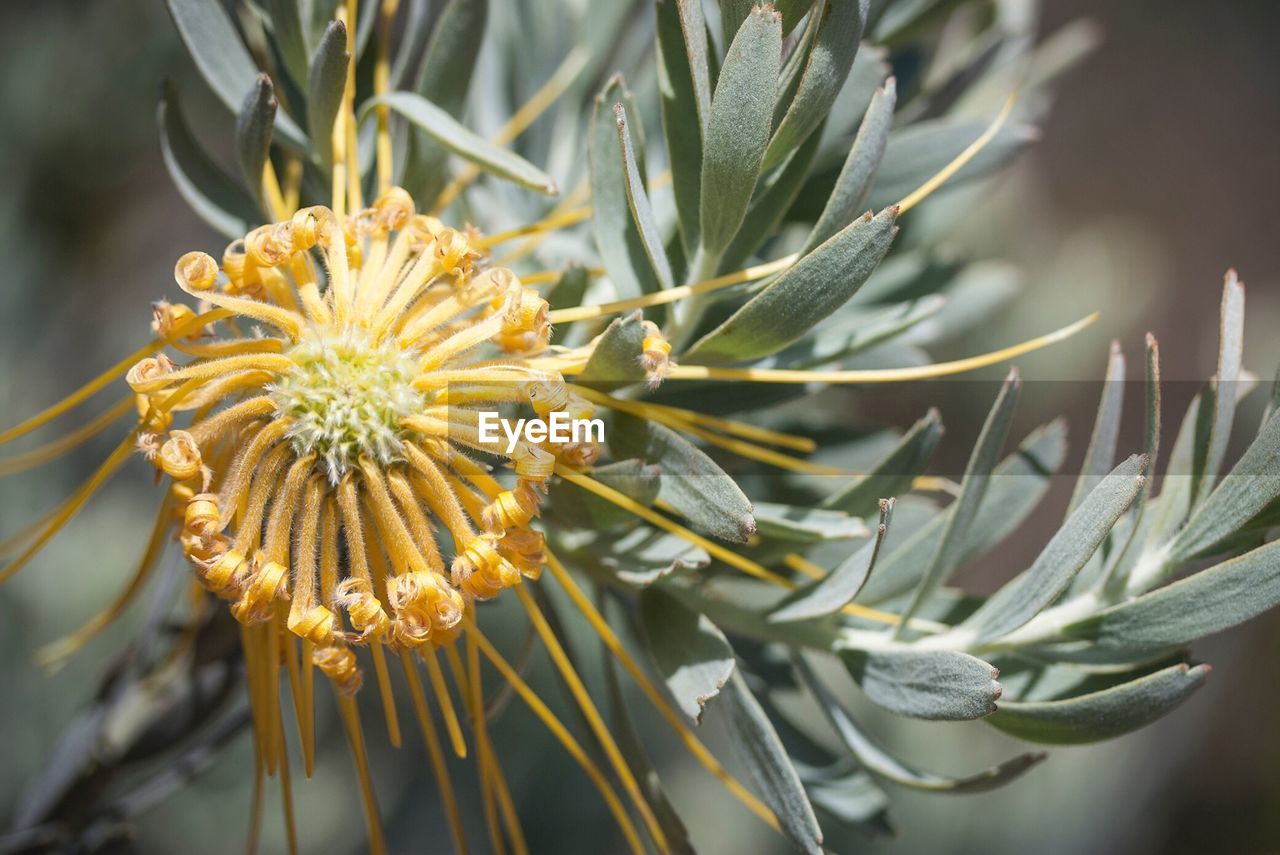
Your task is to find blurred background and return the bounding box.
[1,1,1278,853]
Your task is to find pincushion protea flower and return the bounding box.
[17,2,1280,854]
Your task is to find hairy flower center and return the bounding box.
[272,328,424,482]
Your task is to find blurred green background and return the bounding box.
[2,1,1278,853]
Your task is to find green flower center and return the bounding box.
[272,328,424,482]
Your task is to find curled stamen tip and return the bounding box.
[175,251,218,291]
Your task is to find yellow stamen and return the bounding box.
[0,396,133,477]
[896,94,1017,215]
[665,314,1099,383]
[465,621,647,855]
[399,650,469,854]
[336,690,388,855]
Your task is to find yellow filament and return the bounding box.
[129,353,296,394]
[399,650,469,854]
[432,46,589,211]
[471,640,530,855]
[34,495,171,668]
[515,584,667,850]
[422,644,468,759]
[0,433,135,585]
[337,690,388,855]
[0,395,133,477]
[461,633,517,855]
[541,551,780,829]
[549,254,797,324]
[896,94,1017,215]
[666,314,1099,383]
[373,0,400,193]
[276,706,300,855]
[465,621,646,855]
[0,309,230,445]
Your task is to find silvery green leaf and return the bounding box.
[843,648,1001,720]
[615,103,674,289]
[1168,409,1280,562]
[234,74,277,213]
[961,455,1147,643]
[600,644,696,854]
[1192,271,1245,507]
[158,84,257,239]
[987,663,1210,744]
[1067,341,1126,517]
[778,295,944,370]
[699,5,783,256]
[640,587,735,723]
[263,0,309,87]
[553,460,662,530]
[581,527,709,588]
[898,371,1021,629]
[859,420,1066,604]
[802,76,896,254]
[590,76,667,297]
[1066,539,1280,649]
[546,265,590,345]
[1142,389,1210,550]
[577,312,648,387]
[719,121,825,273]
[763,0,867,170]
[367,93,557,194]
[822,408,942,515]
[806,772,892,838]
[656,0,711,252]
[608,413,756,543]
[716,671,824,854]
[795,656,1044,791]
[771,499,892,623]
[307,20,349,168]
[867,118,1035,210]
[401,0,488,202]
[683,207,898,364]
[391,0,432,89]
[752,503,869,543]
[164,0,308,151]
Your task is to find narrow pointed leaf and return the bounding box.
[615,104,674,289]
[763,0,866,170]
[656,0,711,251]
[772,499,892,623]
[367,92,557,194]
[307,20,349,168]
[860,419,1066,604]
[263,0,309,88]
[577,527,709,588]
[608,413,757,542]
[164,0,307,151]
[1169,408,1280,562]
[823,408,941,514]
[1192,271,1245,507]
[717,671,824,854]
[962,454,1147,642]
[640,588,735,723]
[684,207,898,363]
[898,371,1021,628]
[843,648,1002,721]
[1067,539,1280,649]
[235,75,277,210]
[803,77,896,253]
[158,84,257,239]
[720,120,825,272]
[401,0,488,201]
[753,503,869,543]
[699,5,783,255]
[1067,341,1126,516]
[988,664,1210,744]
[796,657,1043,791]
[590,76,666,297]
